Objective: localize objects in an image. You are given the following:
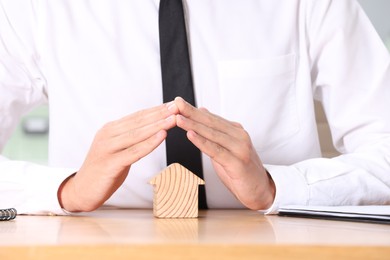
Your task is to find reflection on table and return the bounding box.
[1,209,389,259]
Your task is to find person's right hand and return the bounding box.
[58,101,178,212]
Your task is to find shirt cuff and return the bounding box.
[258,164,309,215]
[16,162,76,215]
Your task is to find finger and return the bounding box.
[176,114,249,158]
[108,114,176,152]
[199,107,243,128]
[175,97,241,136]
[103,101,178,137]
[186,130,238,167]
[114,129,168,166]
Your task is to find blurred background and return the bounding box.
[2,0,390,165]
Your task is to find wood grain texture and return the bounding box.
[3,245,390,260]
[149,163,205,218]
[2,210,390,259]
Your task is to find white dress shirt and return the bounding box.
[1,0,389,215]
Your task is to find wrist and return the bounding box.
[263,169,276,208]
[57,173,81,212]
[240,168,276,211]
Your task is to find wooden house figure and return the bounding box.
[149,163,205,218]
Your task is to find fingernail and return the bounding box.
[167,102,176,111]
[165,115,175,122]
[177,115,186,121]
[175,96,183,102]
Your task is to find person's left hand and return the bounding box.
[174,97,276,210]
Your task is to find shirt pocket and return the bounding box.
[217,53,299,152]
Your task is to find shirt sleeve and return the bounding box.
[0,0,47,145]
[0,156,76,215]
[0,1,75,215]
[264,0,390,214]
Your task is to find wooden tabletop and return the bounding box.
[1,209,389,259]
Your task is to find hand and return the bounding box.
[58,102,179,212]
[174,97,275,210]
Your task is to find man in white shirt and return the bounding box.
[0,0,389,215]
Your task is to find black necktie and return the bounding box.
[159,0,207,209]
